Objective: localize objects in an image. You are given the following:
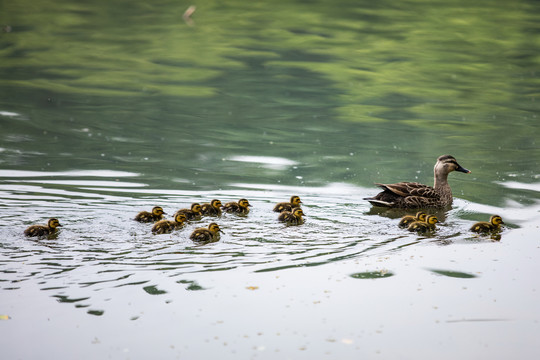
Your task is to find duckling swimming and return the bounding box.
[365,155,470,209]
[408,214,438,233]
[135,206,166,223]
[278,207,305,225]
[222,198,251,214]
[174,203,202,221]
[201,199,223,217]
[470,215,504,234]
[24,218,62,237]
[152,213,187,234]
[398,211,427,228]
[190,223,224,243]
[273,195,302,213]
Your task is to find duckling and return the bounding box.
[365,155,470,208]
[222,198,252,214]
[470,215,504,234]
[201,199,223,217]
[398,211,427,228]
[278,207,305,225]
[273,195,302,213]
[190,223,224,243]
[408,215,438,233]
[152,213,187,235]
[135,206,166,223]
[174,203,202,221]
[24,218,62,237]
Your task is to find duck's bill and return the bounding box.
[456,164,471,173]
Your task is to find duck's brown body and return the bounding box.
[24,218,62,237]
[398,212,427,228]
[135,206,166,223]
[201,199,222,216]
[152,214,187,234]
[190,223,223,243]
[174,203,202,221]
[470,215,504,234]
[223,199,251,215]
[278,208,305,225]
[365,155,470,209]
[408,215,438,233]
[273,196,302,213]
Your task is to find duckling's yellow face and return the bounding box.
[48,218,61,228]
[152,207,165,216]
[426,215,438,225]
[212,199,222,208]
[491,215,504,226]
[293,208,304,217]
[239,199,251,208]
[208,223,224,234]
[416,212,427,221]
[192,203,202,213]
[175,214,187,223]
[290,196,302,207]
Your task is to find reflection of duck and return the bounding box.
[365,155,470,208]
[24,218,62,237]
[273,196,302,213]
[278,207,305,225]
[408,215,438,233]
[223,198,251,214]
[152,214,187,234]
[135,206,166,223]
[190,223,223,243]
[201,199,222,217]
[398,211,427,228]
[470,215,504,234]
[174,203,202,221]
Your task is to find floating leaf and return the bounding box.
[246,286,259,290]
[0,315,10,320]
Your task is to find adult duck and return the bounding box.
[365,155,470,208]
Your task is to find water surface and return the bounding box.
[1,0,540,359]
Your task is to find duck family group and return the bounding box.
[23,155,505,240]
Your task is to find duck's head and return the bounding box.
[292,208,304,218]
[238,199,252,208]
[425,215,439,225]
[290,196,302,207]
[48,218,62,229]
[211,199,222,209]
[191,203,202,213]
[152,206,166,216]
[435,155,471,175]
[175,213,187,223]
[490,215,504,226]
[415,212,427,221]
[208,223,224,234]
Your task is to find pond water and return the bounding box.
[1,0,540,358]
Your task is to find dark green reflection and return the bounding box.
[350,271,394,279]
[428,269,477,278]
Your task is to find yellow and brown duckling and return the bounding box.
[365,155,470,209]
[408,214,438,233]
[470,215,504,234]
[201,199,223,217]
[273,195,302,213]
[278,207,305,225]
[222,198,252,215]
[152,213,187,235]
[189,223,224,243]
[174,203,202,221]
[398,211,427,228]
[135,206,166,223]
[24,218,62,237]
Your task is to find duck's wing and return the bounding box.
[377,182,439,199]
[190,229,211,242]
